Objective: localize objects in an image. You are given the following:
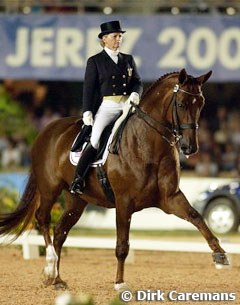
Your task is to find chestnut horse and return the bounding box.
[0,69,228,290]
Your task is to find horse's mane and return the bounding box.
[142,71,179,99]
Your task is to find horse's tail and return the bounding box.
[0,171,38,240]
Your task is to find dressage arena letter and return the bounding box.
[6,27,84,67]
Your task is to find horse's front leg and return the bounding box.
[162,190,229,266]
[114,203,132,290]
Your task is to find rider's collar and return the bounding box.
[104,46,119,57]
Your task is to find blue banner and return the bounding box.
[0,14,239,81]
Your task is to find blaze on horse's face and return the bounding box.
[176,69,212,156]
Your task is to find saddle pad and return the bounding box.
[69,133,113,167]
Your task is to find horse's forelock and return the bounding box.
[186,75,199,87]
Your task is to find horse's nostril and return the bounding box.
[181,144,198,155]
[181,144,189,152]
[181,144,192,155]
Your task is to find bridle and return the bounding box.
[132,83,203,146]
[171,83,202,144]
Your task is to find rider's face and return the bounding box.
[102,32,123,51]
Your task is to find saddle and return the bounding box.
[70,109,133,203]
[71,119,116,160]
[71,109,133,160]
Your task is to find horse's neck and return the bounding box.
[131,78,178,153]
[140,86,171,122]
[129,106,176,156]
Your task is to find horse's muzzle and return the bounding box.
[180,143,198,156]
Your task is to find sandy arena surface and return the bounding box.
[0,246,239,305]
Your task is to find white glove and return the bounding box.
[83,111,93,126]
[128,92,140,106]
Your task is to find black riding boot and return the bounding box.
[70,142,97,194]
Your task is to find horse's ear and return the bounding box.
[178,69,188,85]
[197,70,212,85]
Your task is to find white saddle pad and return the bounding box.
[69,133,113,167]
[69,104,131,167]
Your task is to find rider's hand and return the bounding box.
[128,92,140,106]
[83,111,94,126]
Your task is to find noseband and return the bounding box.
[132,83,202,146]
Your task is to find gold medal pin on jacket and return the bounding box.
[127,68,133,77]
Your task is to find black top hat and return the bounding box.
[98,20,126,39]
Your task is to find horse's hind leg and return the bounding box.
[114,203,132,290]
[162,190,229,265]
[52,191,87,289]
[35,191,61,286]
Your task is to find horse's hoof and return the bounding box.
[114,282,128,291]
[53,282,68,290]
[53,279,68,290]
[212,252,230,266]
[43,278,54,287]
[41,270,54,287]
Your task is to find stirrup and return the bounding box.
[69,177,85,195]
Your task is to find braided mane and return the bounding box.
[141,71,179,99]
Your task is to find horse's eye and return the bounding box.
[178,103,184,108]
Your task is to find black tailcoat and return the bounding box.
[82,50,143,114]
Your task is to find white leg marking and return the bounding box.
[44,245,58,279]
[114,282,128,291]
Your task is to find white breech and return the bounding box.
[90,100,127,149]
[110,102,132,138]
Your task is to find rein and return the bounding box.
[132,104,177,146]
[132,84,202,146]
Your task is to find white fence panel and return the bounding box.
[0,231,239,260]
